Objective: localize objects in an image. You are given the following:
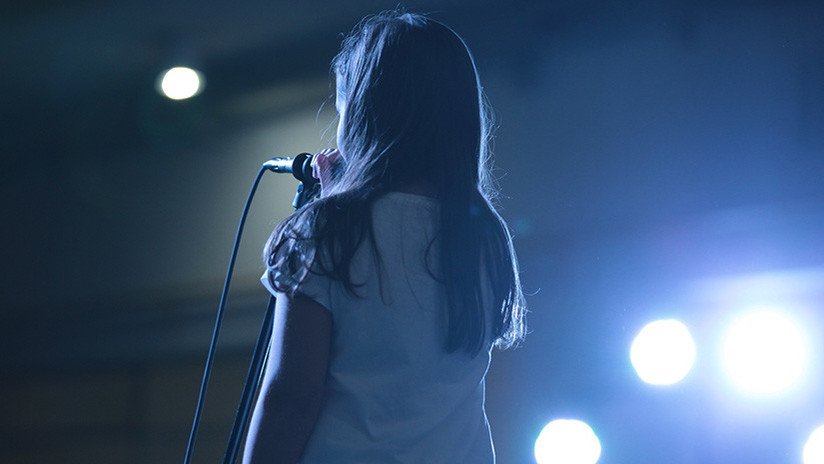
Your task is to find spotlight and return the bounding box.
[158,66,203,100]
[722,309,808,396]
[630,319,696,385]
[804,424,824,464]
[534,419,601,464]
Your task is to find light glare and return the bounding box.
[722,310,808,396]
[159,66,202,100]
[804,425,824,464]
[630,319,696,385]
[534,419,601,464]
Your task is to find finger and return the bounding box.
[314,149,333,170]
[313,149,329,163]
[311,154,322,179]
[316,154,329,170]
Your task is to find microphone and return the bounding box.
[263,153,315,184]
[263,153,319,208]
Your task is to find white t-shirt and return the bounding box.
[261,191,495,464]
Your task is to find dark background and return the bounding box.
[2,0,824,462]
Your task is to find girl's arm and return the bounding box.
[242,292,333,464]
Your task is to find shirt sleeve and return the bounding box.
[260,264,334,314]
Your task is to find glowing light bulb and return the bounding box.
[630,319,696,385]
[534,419,601,464]
[722,309,808,396]
[804,424,824,464]
[158,66,203,100]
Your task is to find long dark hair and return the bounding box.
[264,11,525,356]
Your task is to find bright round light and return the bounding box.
[534,419,601,464]
[630,319,696,385]
[722,310,808,396]
[804,424,824,464]
[159,66,203,100]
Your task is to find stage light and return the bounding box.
[158,66,203,100]
[630,319,696,385]
[804,424,824,464]
[534,419,601,464]
[722,309,808,396]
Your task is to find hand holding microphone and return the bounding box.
[263,149,344,198]
[311,148,343,197]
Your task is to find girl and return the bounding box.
[244,11,525,464]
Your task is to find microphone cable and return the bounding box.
[183,154,316,464]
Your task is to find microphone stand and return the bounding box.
[183,154,318,464]
[222,156,319,464]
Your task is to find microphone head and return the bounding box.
[291,153,315,184]
[262,153,317,187]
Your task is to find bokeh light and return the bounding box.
[630,319,696,385]
[722,309,809,396]
[804,424,824,464]
[158,66,203,100]
[534,419,601,464]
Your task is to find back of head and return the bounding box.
[330,11,487,197]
